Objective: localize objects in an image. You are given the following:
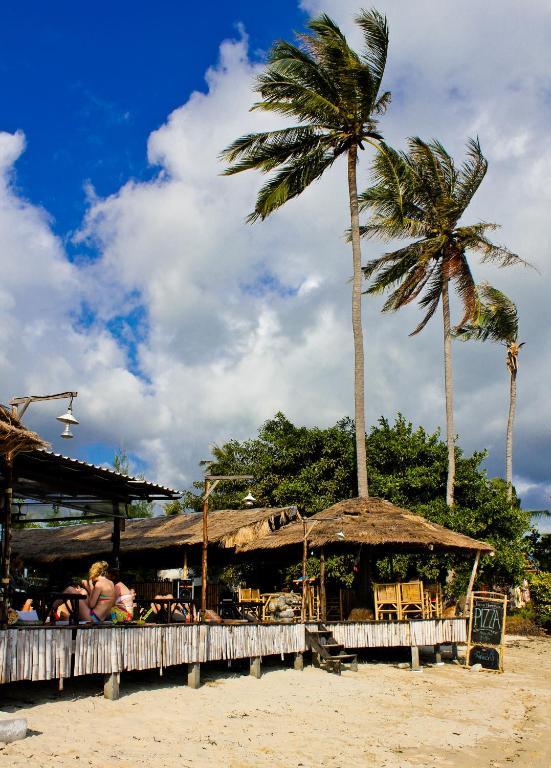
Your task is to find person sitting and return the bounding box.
[80,561,116,623]
[51,576,88,622]
[150,593,188,623]
[106,567,134,622]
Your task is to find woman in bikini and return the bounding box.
[80,561,116,623]
[106,567,134,622]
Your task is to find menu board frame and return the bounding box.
[466,590,507,673]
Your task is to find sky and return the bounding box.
[1,1,550,525]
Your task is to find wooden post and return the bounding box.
[293,652,304,671]
[301,521,307,622]
[410,646,421,671]
[434,644,443,665]
[0,456,13,628]
[201,479,208,620]
[112,502,121,568]
[182,548,188,579]
[320,547,327,622]
[250,656,262,679]
[187,662,201,689]
[465,550,481,611]
[104,672,120,700]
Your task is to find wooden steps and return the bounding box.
[305,623,358,675]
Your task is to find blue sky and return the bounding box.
[0,1,550,527]
[0,1,306,241]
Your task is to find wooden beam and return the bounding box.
[465,550,481,610]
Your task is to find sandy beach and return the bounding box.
[1,635,549,768]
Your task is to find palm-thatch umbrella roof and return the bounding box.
[0,404,48,458]
[238,497,494,554]
[13,506,298,564]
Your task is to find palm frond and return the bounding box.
[355,9,389,92]
[450,252,477,328]
[455,283,519,343]
[221,126,326,171]
[412,264,445,334]
[454,136,487,211]
[247,148,335,222]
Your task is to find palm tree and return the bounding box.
[221,10,391,499]
[456,284,524,501]
[360,137,528,506]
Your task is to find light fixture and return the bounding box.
[243,491,256,507]
[57,397,79,426]
[60,424,74,440]
[336,530,345,540]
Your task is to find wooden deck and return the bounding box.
[0,618,467,687]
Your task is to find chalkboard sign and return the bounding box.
[470,597,505,646]
[466,591,507,672]
[468,645,500,671]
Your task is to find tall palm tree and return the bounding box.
[456,284,524,502]
[221,10,391,499]
[359,137,527,506]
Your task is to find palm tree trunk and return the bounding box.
[347,145,368,498]
[506,364,517,502]
[441,278,455,506]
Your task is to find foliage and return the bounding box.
[528,531,551,571]
[184,412,533,591]
[284,553,357,588]
[221,9,392,499]
[455,283,519,346]
[360,138,527,335]
[529,572,551,630]
[163,499,186,516]
[505,606,545,636]
[221,9,390,222]
[113,447,154,518]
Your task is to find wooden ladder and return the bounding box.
[305,623,358,675]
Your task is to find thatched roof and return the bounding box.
[238,497,494,554]
[0,404,48,458]
[13,506,298,564]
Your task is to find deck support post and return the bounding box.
[293,652,304,671]
[320,548,326,621]
[410,645,421,672]
[104,672,120,700]
[250,656,262,679]
[434,644,444,666]
[187,662,201,689]
[312,651,321,668]
[451,643,459,661]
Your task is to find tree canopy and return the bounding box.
[183,412,532,591]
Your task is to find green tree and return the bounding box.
[455,284,523,501]
[360,138,528,506]
[221,10,391,499]
[113,447,154,518]
[184,412,532,588]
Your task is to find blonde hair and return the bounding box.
[88,560,109,581]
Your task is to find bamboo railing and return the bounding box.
[1,618,467,683]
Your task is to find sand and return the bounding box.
[1,635,549,768]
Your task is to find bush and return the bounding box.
[529,572,551,630]
[506,605,545,636]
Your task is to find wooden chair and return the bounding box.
[373,583,401,621]
[238,587,261,603]
[400,581,424,619]
[423,584,443,618]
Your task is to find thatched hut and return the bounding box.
[239,497,493,619]
[13,505,298,569]
[239,497,493,554]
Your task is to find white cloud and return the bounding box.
[2,3,551,513]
